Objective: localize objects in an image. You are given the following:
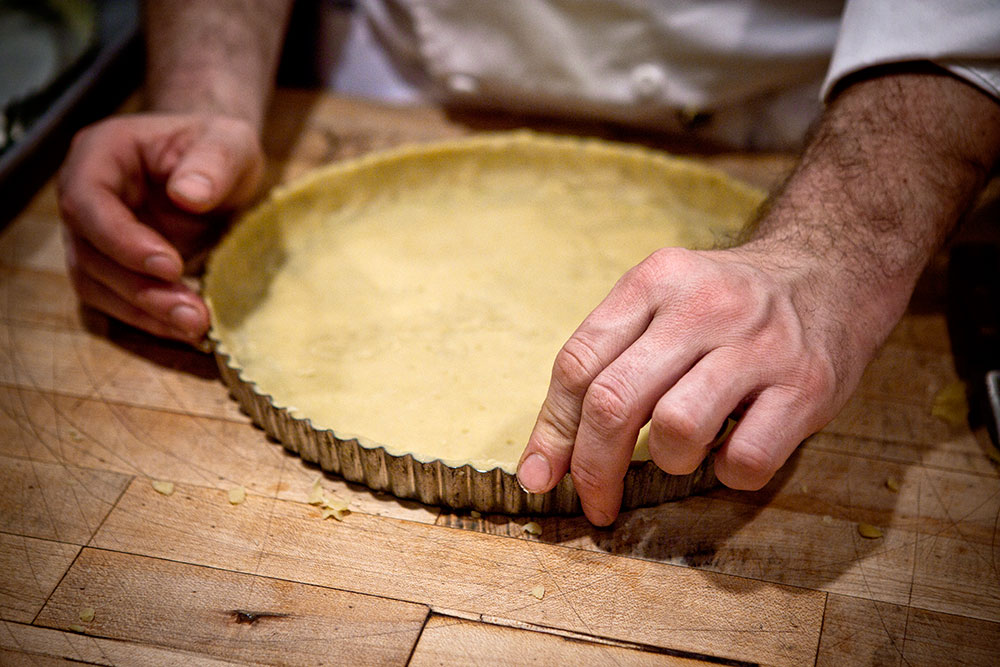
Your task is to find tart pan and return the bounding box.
[205,132,764,514]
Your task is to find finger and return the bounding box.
[70,268,199,343]
[518,272,657,495]
[647,347,759,475]
[71,234,209,340]
[713,387,818,490]
[58,145,184,283]
[568,323,705,525]
[165,121,264,213]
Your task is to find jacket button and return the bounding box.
[629,63,667,102]
[447,73,480,95]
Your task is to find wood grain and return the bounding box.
[0,385,440,524]
[0,320,241,421]
[0,455,130,545]
[0,535,79,623]
[442,495,916,607]
[35,548,429,665]
[901,606,1000,666]
[911,530,1000,622]
[440,440,998,611]
[0,188,64,274]
[0,264,79,332]
[815,594,1000,667]
[90,478,825,666]
[2,619,243,666]
[0,647,83,666]
[409,615,721,666]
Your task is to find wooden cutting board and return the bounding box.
[2,90,999,666]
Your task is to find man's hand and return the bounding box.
[58,113,264,342]
[519,67,1000,525]
[517,244,872,525]
[58,0,292,342]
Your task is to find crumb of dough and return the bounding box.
[307,478,325,505]
[68,624,86,633]
[799,483,809,494]
[228,486,247,505]
[885,476,901,493]
[931,381,968,427]
[529,585,545,600]
[821,515,834,525]
[857,522,883,539]
[322,507,349,521]
[67,429,84,442]
[151,480,175,496]
[470,510,481,519]
[319,495,350,520]
[522,521,542,536]
[322,496,349,511]
[79,608,95,623]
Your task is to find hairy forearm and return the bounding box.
[144,0,293,129]
[747,66,1000,349]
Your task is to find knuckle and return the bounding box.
[648,246,689,269]
[569,456,608,498]
[622,248,679,293]
[67,122,98,151]
[534,402,578,444]
[718,440,776,490]
[552,335,602,396]
[803,356,839,399]
[652,403,705,447]
[649,445,703,476]
[782,356,839,412]
[582,377,634,434]
[56,183,84,223]
[131,284,160,312]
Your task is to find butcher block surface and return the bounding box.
[2,90,999,666]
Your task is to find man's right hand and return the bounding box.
[58,113,264,343]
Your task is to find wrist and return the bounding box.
[146,70,267,130]
[143,0,294,132]
[741,68,1000,352]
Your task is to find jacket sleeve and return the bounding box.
[821,0,1000,100]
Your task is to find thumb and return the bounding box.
[166,121,263,214]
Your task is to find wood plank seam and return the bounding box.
[76,472,983,616]
[28,542,84,628]
[427,608,762,667]
[1,619,246,666]
[813,592,828,666]
[84,472,888,598]
[404,610,433,666]
[81,474,134,550]
[67,542,815,664]
[26,456,988,628]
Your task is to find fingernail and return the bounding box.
[170,304,203,338]
[172,173,213,204]
[517,453,551,493]
[144,253,179,280]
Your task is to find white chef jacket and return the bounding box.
[331,0,1000,150]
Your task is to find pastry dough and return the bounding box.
[206,133,763,474]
